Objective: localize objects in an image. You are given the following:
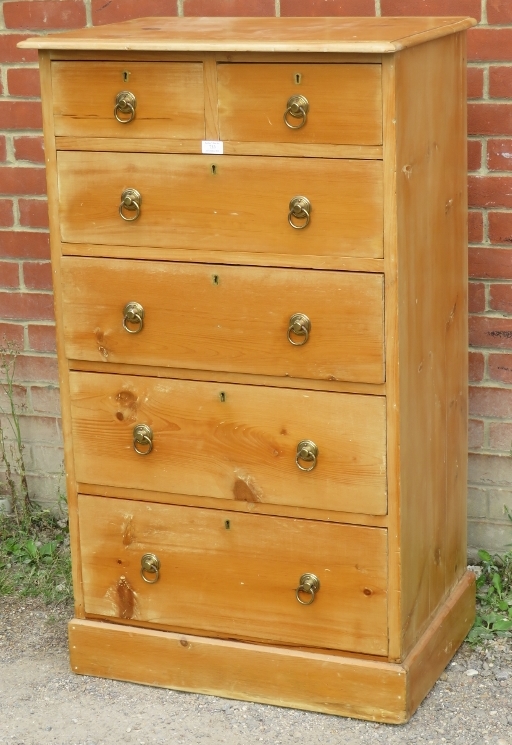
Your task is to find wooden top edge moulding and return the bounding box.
[19,16,477,53]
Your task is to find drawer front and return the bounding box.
[218,63,382,145]
[79,494,388,655]
[70,373,387,515]
[52,62,205,138]
[61,257,385,385]
[57,152,383,258]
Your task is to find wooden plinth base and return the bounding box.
[69,570,475,724]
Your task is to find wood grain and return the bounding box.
[69,372,388,515]
[60,257,385,384]
[218,63,382,145]
[78,494,388,654]
[57,152,384,258]
[52,61,205,139]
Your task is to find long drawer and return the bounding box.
[70,373,387,515]
[218,63,382,145]
[79,495,388,655]
[61,257,385,384]
[52,62,205,138]
[57,152,384,258]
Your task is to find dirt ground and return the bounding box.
[1,596,511,745]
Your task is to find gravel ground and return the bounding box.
[1,596,511,745]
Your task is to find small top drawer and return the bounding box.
[218,63,382,145]
[51,62,205,138]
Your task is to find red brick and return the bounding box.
[386,0,480,15]
[468,29,512,63]
[489,67,512,100]
[23,261,53,290]
[468,139,482,171]
[0,231,50,260]
[0,261,19,289]
[0,34,38,63]
[469,316,512,349]
[487,138,512,171]
[467,66,484,99]
[489,422,512,451]
[468,176,512,208]
[489,353,512,384]
[487,0,512,24]
[28,324,56,352]
[489,211,512,245]
[7,68,41,97]
[468,103,512,137]
[0,291,54,321]
[15,354,58,383]
[0,199,14,227]
[183,0,274,15]
[469,351,485,382]
[490,283,512,313]
[468,211,484,243]
[469,281,485,312]
[0,136,6,162]
[91,0,177,25]
[14,136,45,164]
[281,0,374,15]
[4,0,86,30]
[470,247,512,279]
[0,322,24,347]
[469,419,484,450]
[469,386,512,418]
[0,101,42,130]
[19,198,49,228]
[30,385,61,415]
[0,166,46,196]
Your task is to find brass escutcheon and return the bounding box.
[114,90,137,123]
[284,94,309,129]
[119,188,141,222]
[296,573,320,605]
[133,424,153,456]
[288,196,311,229]
[140,553,160,584]
[295,440,318,472]
[287,313,311,346]
[122,301,144,334]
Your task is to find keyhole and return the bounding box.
[123,70,130,82]
[211,164,217,175]
[219,391,226,402]
[212,274,220,285]
[294,72,302,84]
[224,520,230,530]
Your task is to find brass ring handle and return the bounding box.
[114,91,137,123]
[288,196,311,230]
[284,95,309,130]
[287,313,311,346]
[123,301,145,334]
[119,188,141,222]
[296,573,320,605]
[140,553,160,584]
[295,440,318,472]
[133,424,153,456]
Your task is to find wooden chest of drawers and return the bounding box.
[23,15,477,723]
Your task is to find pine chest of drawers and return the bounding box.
[23,15,477,723]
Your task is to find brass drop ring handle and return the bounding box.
[114,91,137,123]
[123,301,145,334]
[288,196,311,229]
[296,573,320,605]
[295,440,318,472]
[140,553,160,584]
[287,313,311,346]
[133,424,153,456]
[284,95,309,129]
[119,188,141,221]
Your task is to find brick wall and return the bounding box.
[1,0,512,551]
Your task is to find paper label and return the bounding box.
[202,140,224,155]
